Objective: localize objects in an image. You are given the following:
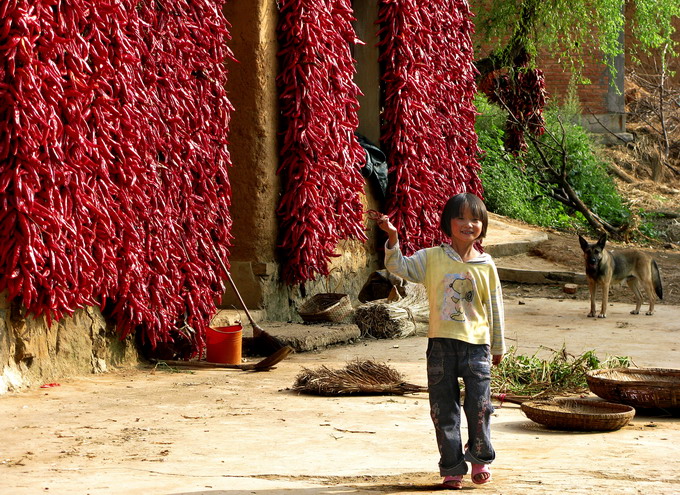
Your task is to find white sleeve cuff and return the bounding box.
[384,240,399,251]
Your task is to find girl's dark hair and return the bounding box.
[440,193,488,239]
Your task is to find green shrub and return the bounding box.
[475,96,576,229]
[475,94,631,233]
[638,210,662,239]
[535,111,631,228]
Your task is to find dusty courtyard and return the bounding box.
[1,294,679,495]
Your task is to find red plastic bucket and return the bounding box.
[206,324,242,364]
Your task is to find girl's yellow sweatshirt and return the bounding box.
[384,242,505,356]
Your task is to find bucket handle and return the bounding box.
[211,324,243,334]
[228,305,243,326]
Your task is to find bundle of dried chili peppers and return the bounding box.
[479,67,547,153]
[0,0,233,357]
[276,0,367,286]
[377,0,482,255]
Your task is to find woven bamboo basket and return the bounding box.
[586,367,680,410]
[521,398,635,431]
[298,293,353,323]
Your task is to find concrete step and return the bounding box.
[484,214,585,285]
[484,214,548,257]
[246,321,361,353]
[211,309,361,353]
[495,252,587,285]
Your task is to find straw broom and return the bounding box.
[210,243,288,355]
[293,359,427,396]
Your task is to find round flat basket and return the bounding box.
[298,293,353,323]
[520,398,635,431]
[586,368,680,410]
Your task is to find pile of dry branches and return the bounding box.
[624,70,680,182]
[354,287,429,339]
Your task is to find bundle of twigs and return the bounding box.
[293,359,427,396]
[354,292,429,339]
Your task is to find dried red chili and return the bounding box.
[480,67,547,154]
[0,0,235,358]
[276,0,367,286]
[377,0,482,256]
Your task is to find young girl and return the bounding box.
[374,193,505,490]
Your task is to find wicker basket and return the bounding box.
[298,293,353,323]
[521,398,635,431]
[586,367,680,410]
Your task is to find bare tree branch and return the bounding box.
[497,97,626,235]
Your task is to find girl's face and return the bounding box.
[449,205,483,244]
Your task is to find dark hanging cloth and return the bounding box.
[356,133,388,201]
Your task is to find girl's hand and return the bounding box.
[492,354,503,366]
[367,210,398,247]
[367,210,397,234]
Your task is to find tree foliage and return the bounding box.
[476,95,632,237]
[472,0,680,80]
[632,0,680,57]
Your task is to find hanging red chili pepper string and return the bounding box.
[479,67,547,154]
[124,0,235,353]
[377,0,482,256]
[276,0,367,286]
[0,0,234,358]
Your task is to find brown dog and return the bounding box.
[578,234,663,318]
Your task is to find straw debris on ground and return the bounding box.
[292,347,632,399]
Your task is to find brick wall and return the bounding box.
[469,3,680,134]
[536,51,613,114]
[471,8,626,132]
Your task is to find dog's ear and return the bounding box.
[578,235,589,251]
[597,233,607,249]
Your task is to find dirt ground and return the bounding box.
[1,291,679,494]
[5,66,680,493]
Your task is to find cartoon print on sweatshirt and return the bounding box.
[441,273,477,322]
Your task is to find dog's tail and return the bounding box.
[652,260,663,300]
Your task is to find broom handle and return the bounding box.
[212,245,264,337]
[225,270,263,336]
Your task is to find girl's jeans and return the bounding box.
[426,338,495,476]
